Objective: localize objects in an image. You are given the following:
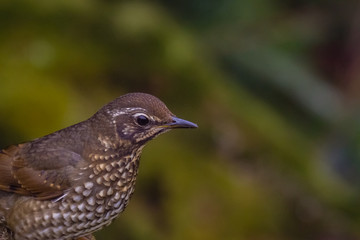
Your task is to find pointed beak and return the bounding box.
[165,116,198,129]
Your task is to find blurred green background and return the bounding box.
[1,0,360,239]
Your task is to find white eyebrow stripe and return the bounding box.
[133,112,150,118]
[108,107,146,117]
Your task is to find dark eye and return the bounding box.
[135,114,150,126]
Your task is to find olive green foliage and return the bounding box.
[1,1,360,239]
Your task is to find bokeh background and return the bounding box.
[1,0,360,239]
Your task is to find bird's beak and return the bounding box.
[164,116,198,129]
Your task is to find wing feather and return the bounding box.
[0,143,84,200]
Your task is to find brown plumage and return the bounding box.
[0,93,197,240]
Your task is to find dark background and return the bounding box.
[1,0,360,239]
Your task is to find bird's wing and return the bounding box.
[0,143,84,200]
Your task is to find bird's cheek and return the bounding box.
[134,128,168,144]
[116,124,136,139]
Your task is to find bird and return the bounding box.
[0,92,197,240]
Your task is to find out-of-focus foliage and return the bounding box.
[1,0,360,239]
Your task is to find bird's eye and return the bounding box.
[135,114,150,126]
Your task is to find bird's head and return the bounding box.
[95,93,197,146]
